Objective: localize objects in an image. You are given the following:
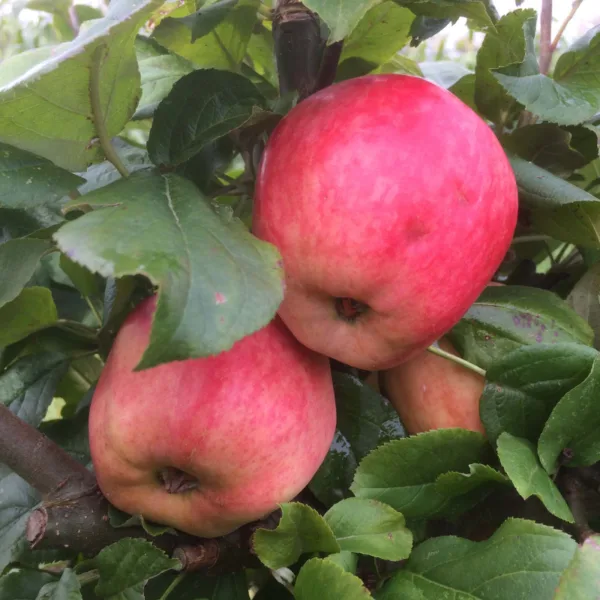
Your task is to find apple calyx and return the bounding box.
[159,467,199,494]
[335,297,368,321]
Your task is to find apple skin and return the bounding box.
[89,297,336,538]
[381,337,485,434]
[253,74,518,370]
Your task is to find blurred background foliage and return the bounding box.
[1,0,596,67]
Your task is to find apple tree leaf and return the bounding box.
[133,37,195,120]
[0,467,40,572]
[504,124,599,177]
[326,551,359,574]
[434,463,509,497]
[554,536,600,600]
[0,0,162,171]
[94,539,180,598]
[480,343,597,445]
[350,429,492,519]
[144,571,249,600]
[0,238,52,308]
[295,558,372,600]
[36,568,81,600]
[449,285,594,370]
[336,3,414,80]
[53,170,284,369]
[567,263,600,349]
[151,0,259,71]
[0,352,70,427]
[0,569,55,600]
[0,288,59,349]
[323,498,412,561]
[400,0,495,30]
[538,356,600,473]
[0,143,84,210]
[497,433,573,522]
[147,69,265,167]
[494,27,600,126]
[474,8,538,123]
[510,156,600,248]
[309,372,405,508]
[376,519,577,599]
[253,503,340,570]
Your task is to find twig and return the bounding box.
[551,0,585,53]
[562,471,594,542]
[426,344,486,377]
[272,0,324,98]
[539,0,553,75]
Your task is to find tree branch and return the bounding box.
[0,403,276,572]
[272,0,325,98]
[539,0,553,75]
[550,0,585,53]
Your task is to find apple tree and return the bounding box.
[1,0,600,598]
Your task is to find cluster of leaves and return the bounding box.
[1,0,600,598]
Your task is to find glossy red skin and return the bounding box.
[89,297,336,538]
[382,337,485,434]
[253,74,518,370]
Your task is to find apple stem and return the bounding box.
[426,345,486,377]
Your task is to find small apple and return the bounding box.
[381,337,485,434]
[253,74,517,370]
[89,297,336,538]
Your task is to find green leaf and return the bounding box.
[409,15,451,46]
[567,263,600,349]
[59,255,102,300]
[539,356,600,473]
[0,0,162,171]
[494,27,600,126]
[302,0,381,43]
[481,343,597,444]
[253,503,340,570]
[309,372,405,507]
[324,498,412,560]
[0,352,70,427]
[554,536,600,599]
[400,0,494,30]
[0,143,84,210]
[497,433,573,522]
[0,569,54,600]
[505,124,599,177]
[420,60,471,89]
[147,69,265,167]
[295,558,371,600]
[145,572,249,600]
[434,463,509,496]
[41,409,91,466]
[0,206,64,241]
[53,171,284,369]
[474,8,538,123]
[449,284,594,370]
[36,568,82,600]
[326,551,358,574]
[178,0,240,41]
[0,288,59,348]
[94,539,180,598]
[134,37,195,120]
[510,156,600,247]
[336,3,414,79]
[152,0,259,71]
[0,468,40,571]
[377,519,577,600]
[0,238,51,308]
[351,429,491,519]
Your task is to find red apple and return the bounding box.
[381,337,485,434]
[253,74,517,370]
[89,297,336,538]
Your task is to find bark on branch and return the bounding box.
[0,404,275,573]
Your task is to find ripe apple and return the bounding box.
[381,337,485,434]
[253,74,518,370]
[89,297,336,538]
